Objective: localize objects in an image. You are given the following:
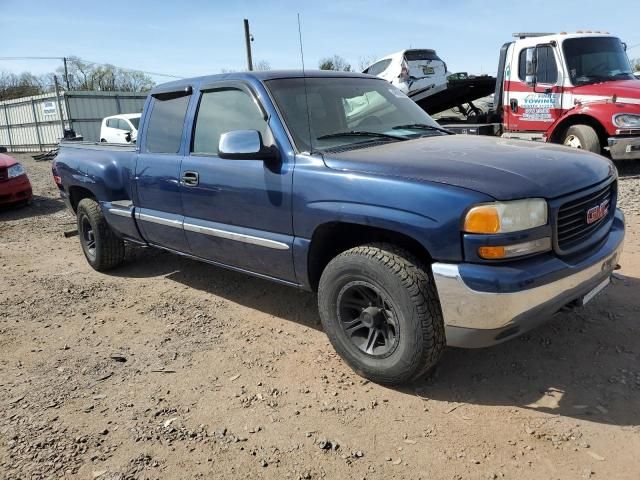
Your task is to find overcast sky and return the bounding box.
[2,0,639,83]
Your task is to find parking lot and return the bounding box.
[1,153,639,479]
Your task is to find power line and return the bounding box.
[0,56,183,79]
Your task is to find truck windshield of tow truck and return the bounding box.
[563,36,634,86]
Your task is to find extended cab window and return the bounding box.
[518,46,558,84]
[192,88,267,155]
[145,93,190,154]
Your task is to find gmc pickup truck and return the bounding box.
[53,70,625,385]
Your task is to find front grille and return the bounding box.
[0,168,6,182]
[556,180,615,252]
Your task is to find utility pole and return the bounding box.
[244,19,253,71]
[63,57,70,90]
[53,75,66,136]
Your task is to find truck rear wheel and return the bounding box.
[562,124,601,154]
[77,198,125,271]
[317,243,445,385]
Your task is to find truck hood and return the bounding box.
[0,153,19,168]
[572,79,640,104]
[321,135,614,200]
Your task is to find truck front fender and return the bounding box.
[547,100,640,141]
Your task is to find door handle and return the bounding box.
[510,99,518,113]
[182,171,199,186]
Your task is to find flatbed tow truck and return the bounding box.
[419,32,640,160]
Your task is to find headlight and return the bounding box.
[613,113,640,128]
[464,199,548,234]
[7,163,26,178]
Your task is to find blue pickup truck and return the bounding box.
[53,70,625,385]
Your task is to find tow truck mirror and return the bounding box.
[525,47,537,88]
[218,130,278,161]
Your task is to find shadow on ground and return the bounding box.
[0,196,66,221]
[110,247,640,427]
[114,246,322,331]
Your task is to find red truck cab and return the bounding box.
[0,154,33,206]
[500,32,640,159]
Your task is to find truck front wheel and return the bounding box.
[77,198,125,271]
[562,124,601,154]
[318,244,445,385]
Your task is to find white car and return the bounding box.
[362,49,450,102]
[100,113,141,143]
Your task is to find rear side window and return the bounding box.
[145,93,191,154]
[192,88,267,155]
[518,46,558,84]
[129,117,140,130]
[365,59,392,76]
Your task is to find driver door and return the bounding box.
[179,82,296,282]
[506,44,563,132]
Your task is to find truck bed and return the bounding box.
[411,76,497,115]
[59,140,137,152]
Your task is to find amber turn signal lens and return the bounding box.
[464,206,500,234]
[478,246,506,259]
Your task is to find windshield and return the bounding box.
[128,116,140,130]
[265,77,444,152]
[563,37,634,85]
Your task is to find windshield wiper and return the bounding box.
[392,123,454,135]
[317,131,405,141]
[612,72,634,79]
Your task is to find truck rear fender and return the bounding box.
[56,146,143,242]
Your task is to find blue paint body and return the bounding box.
[54,70,620,293]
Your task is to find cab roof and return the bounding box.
[150,70,375,95]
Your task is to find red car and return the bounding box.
[0,153,33,206]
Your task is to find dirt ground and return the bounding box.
[1,153,639,480]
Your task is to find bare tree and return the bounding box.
[358,55,378,72]
[0,71,51,101]
[253,60,271,71]
[220,60,271,74]
[318,55,352,71]
[57,56,154,92]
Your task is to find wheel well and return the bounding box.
[549,115,607,149]
[68,186,96,213]
[307,222,432,291]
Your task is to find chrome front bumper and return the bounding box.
[608,136,640,160]
[432,211,625,348]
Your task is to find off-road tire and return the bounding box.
[77,198,125,271]
[318,243,446,385]
[563,124,601,154]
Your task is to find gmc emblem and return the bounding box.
[586,198,610,224]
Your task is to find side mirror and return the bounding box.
[525,47,537,87]
[218,130,278,161]
[124,131,132,143]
